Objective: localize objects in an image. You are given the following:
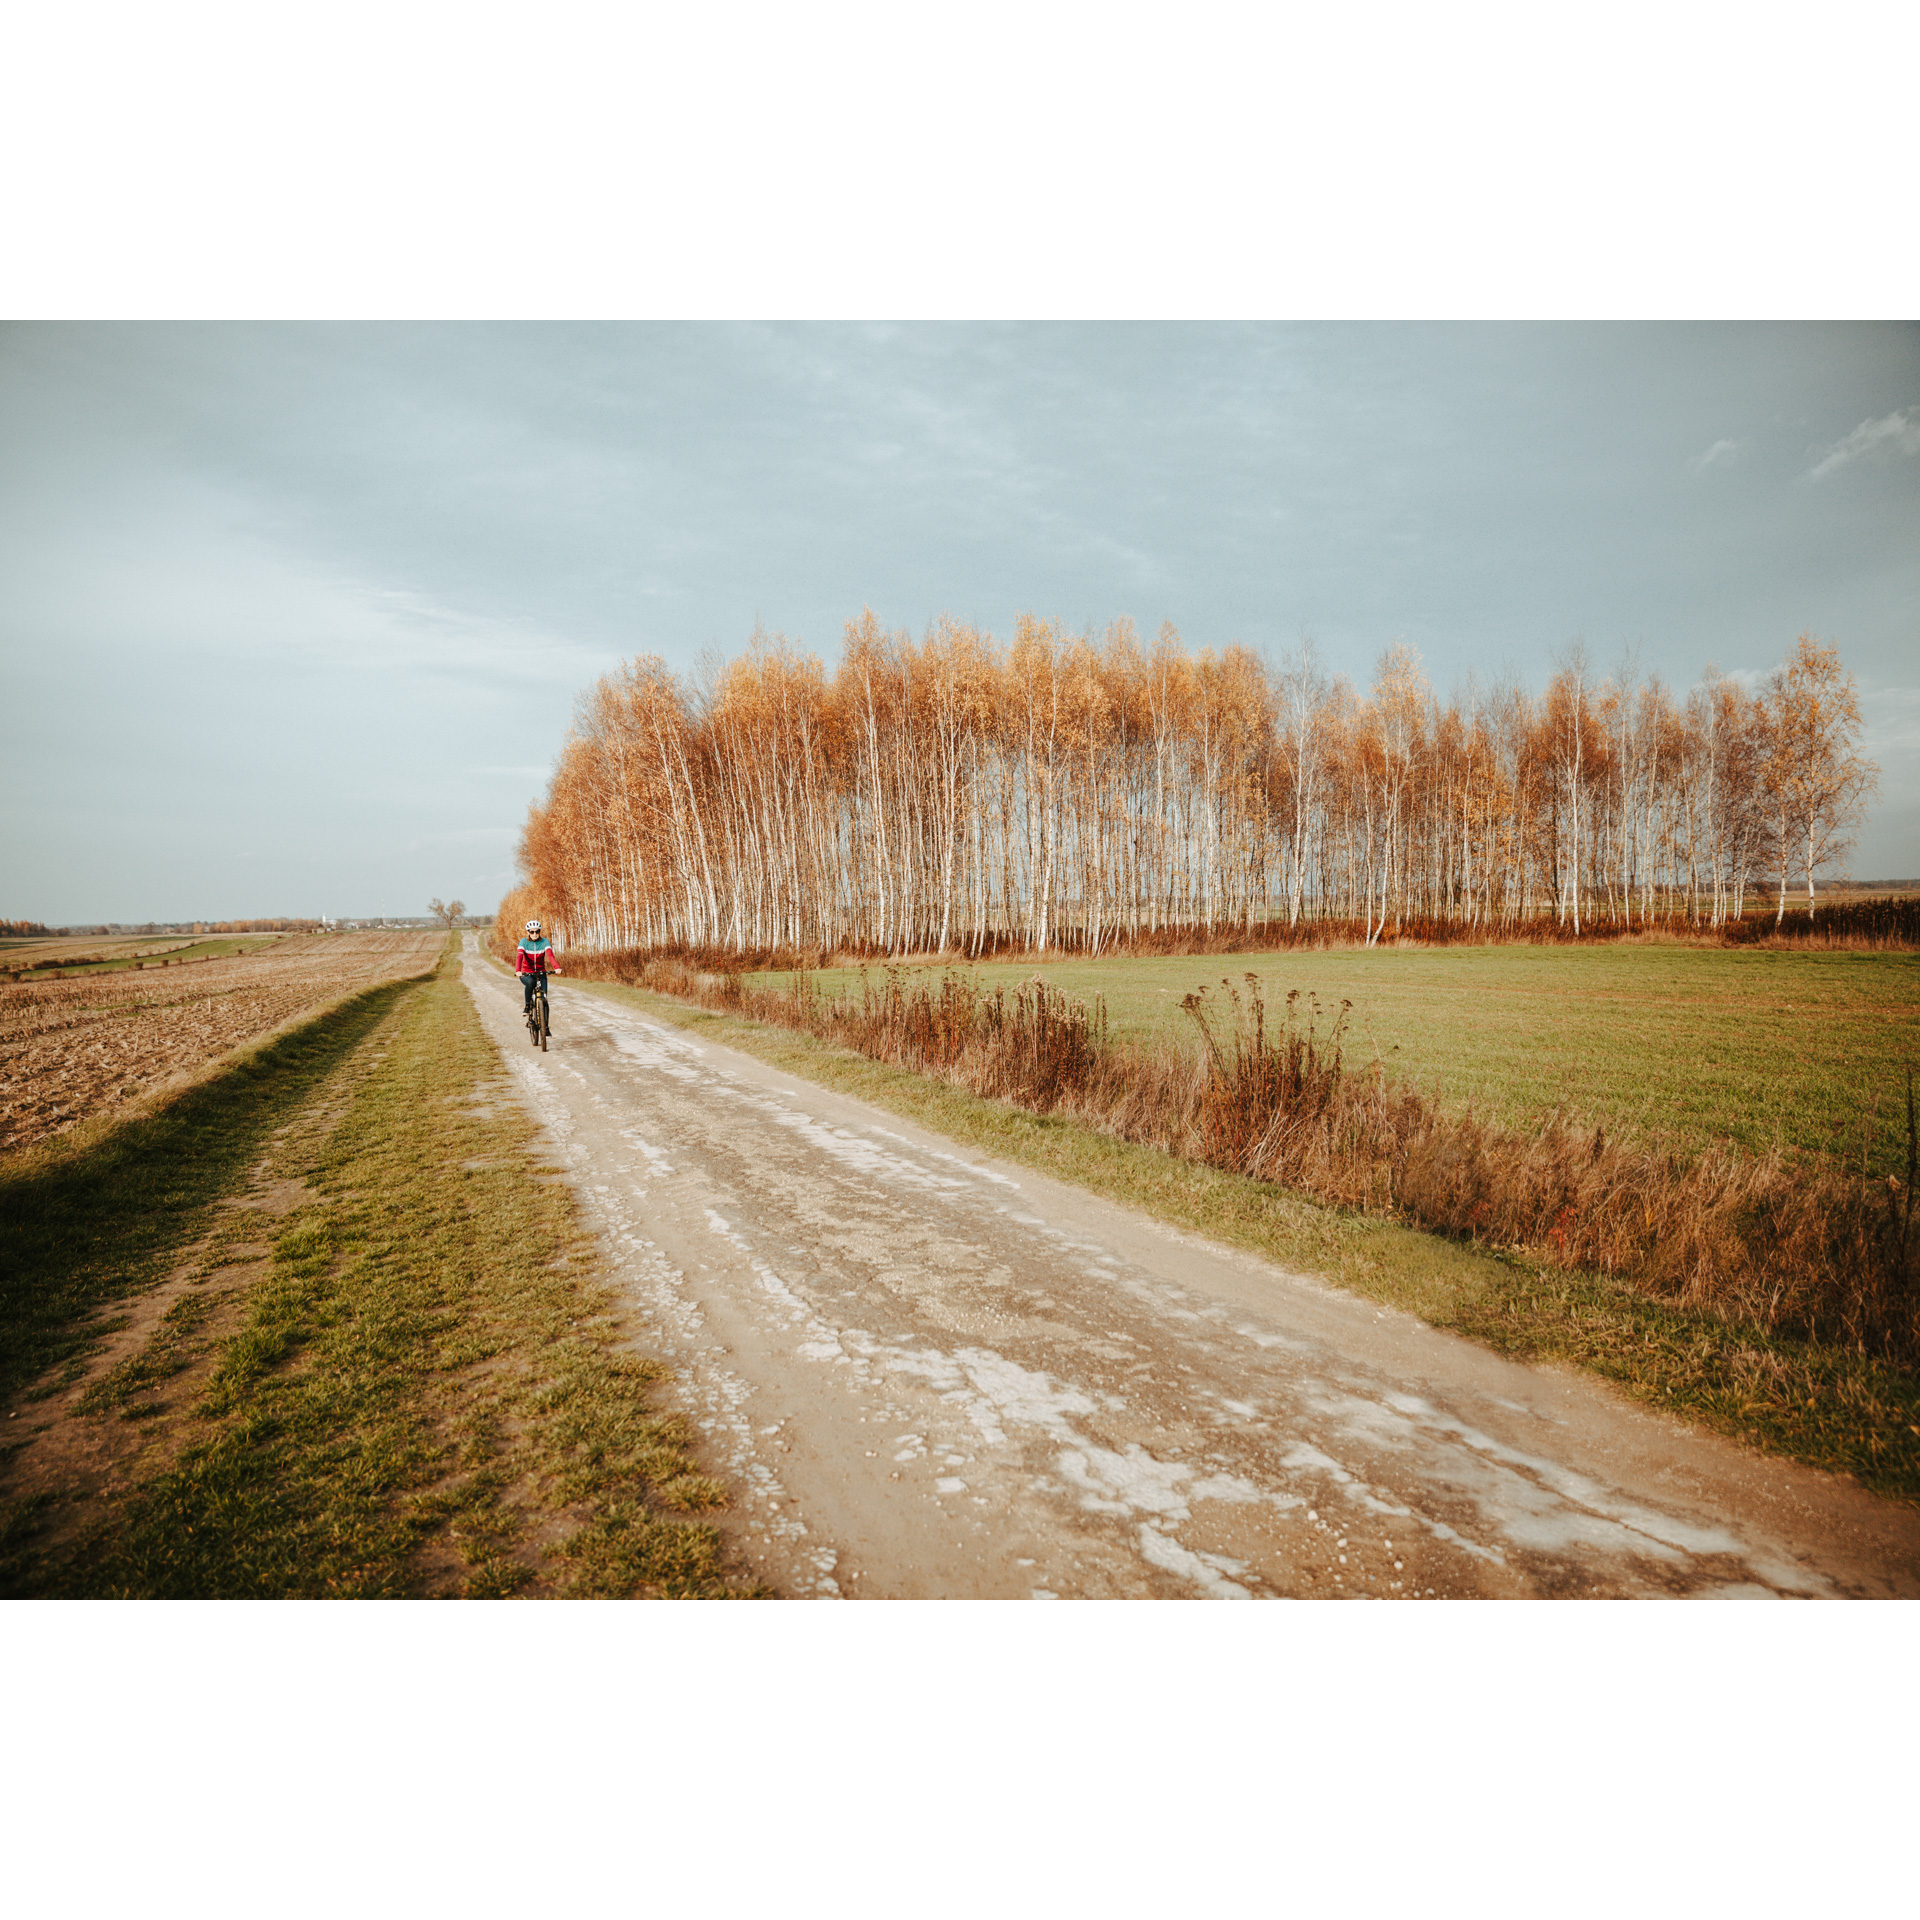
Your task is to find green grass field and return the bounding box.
[755,944,1920,1177]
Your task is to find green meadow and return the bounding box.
[755,944,1920,1178]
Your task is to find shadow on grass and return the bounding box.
[0,978,418,1408]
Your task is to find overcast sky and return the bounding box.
[2,321,1915,922]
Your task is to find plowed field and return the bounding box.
[0,932,443,1155]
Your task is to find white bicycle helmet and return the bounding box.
[525,919,542,935]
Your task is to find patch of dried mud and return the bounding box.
[0,933,442,1155]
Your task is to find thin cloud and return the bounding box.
[1862,684,1920,759]
[1692,437,1740,470]
[405,826,520,849]
[1809,406,1920,480]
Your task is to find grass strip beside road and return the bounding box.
[0,976,412,1409]
[572,974,1920,1507]
[2,951,747,1598]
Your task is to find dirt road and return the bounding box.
[468,942,1920,1598]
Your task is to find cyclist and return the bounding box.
[516,919,562,1029]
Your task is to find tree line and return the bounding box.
[506,612,1879,956]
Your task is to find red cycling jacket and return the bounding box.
[516,937,556,974]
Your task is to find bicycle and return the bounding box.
[525,972,550,1051]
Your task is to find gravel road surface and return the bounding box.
[468,942,1920,1599]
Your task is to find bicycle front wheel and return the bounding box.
[538,988,549,1051]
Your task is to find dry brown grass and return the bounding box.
[577,949,1918,1364]
[1178,985,1919,1361]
